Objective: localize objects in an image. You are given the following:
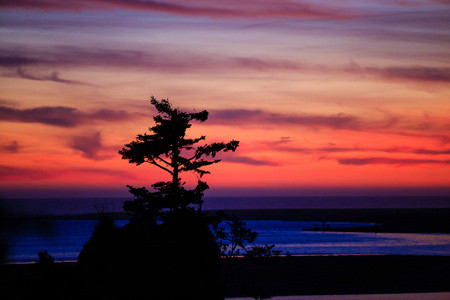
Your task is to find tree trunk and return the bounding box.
[172,141,180,211]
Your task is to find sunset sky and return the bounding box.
[1,0,449,199]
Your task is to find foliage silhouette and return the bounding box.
[80,97,239,299]
[79,97,280,299]
[92,202,117,238]
[210,212,283,298]
[35,250,54,266]
[119,96,238,216]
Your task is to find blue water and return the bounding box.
[2,219,449,263]
[2,196,450,218]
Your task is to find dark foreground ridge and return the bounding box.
[219,208,450,233]
[1,255,449,299]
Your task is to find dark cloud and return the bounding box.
[0,55,39,67]
[0,46,306,74]
[69,132,119,161]
[212,108,447,144]
[0,165,50,180]
[0,106,79,127]
[70,132,112,161]
[2,46,450,84]
[72,167,137,179]
[344,62,450,83]
[233,57,301,70]
[2,140,20,153]
[413,148,450,155]
[223,155,279,166]
[0,105,134,127]
[211,109,263,121]
[271,137,292,145]
[0,47,145,69]
[210,109,364,131]
[369,66,450,83]
[0,164,136,181]
[279,113,361,129]
[387,0,450,6]
[0,0,348,20]
[274,144,450,156]
[336,157,450,166]
[15,67,90,85]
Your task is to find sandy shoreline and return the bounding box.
[2,255,449,298]
[226,292,450,300]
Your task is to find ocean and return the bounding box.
[3,219,450,263]
[2,196,449,263]
[2,196,450,217]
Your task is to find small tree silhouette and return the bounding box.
[119,96,239,218]
[35,250,54,265]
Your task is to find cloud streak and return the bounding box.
[0,164,137,181]
[0,165,51,181]
[222,155,279,166]
[1,140,20,153]
[2,46,449,84]
[346,64,450,84]
[273,145,450,156]
[266,141,450,166]
[210,108,449,145]
[210,109,363,131]
[0,0,348,20]
[0,105,136,127]
[336,157,450,166]
[209,108,425,134]
[15,67,90,85]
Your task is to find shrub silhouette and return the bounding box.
[35,250,54,266]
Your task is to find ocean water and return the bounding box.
[2,196,450,218]
[2,219,449,263]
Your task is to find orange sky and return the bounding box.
[0,1,449,198]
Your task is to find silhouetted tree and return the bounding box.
[116,97,240,299]
[79,97,279,299]
[211,213,258,294]
[35,250,54,266]
[210,212,283,297]
[119,96,239,218]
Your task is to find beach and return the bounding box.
[226,292,450,300]
[1,255,449,299]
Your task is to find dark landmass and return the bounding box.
[1,255,449,299]
[226,255,450,297]
[217,208,450,233]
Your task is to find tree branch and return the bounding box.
[155,155,171,167]
[147,158,174,174]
